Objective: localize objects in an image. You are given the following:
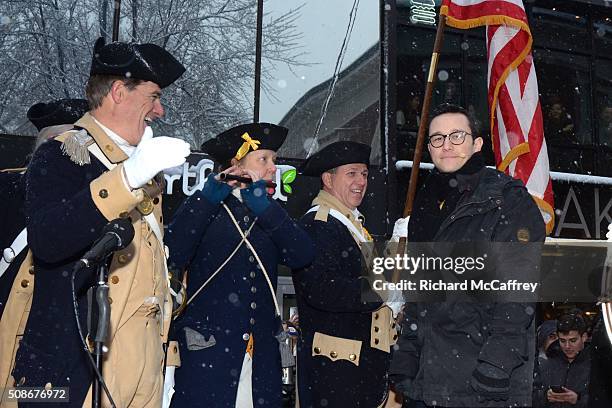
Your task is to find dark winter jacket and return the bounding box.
[533,343,591,407]
[390,164,546,407]
[587,318,612,408]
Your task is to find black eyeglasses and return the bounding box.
[428,131,471,148]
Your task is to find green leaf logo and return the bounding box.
[282,169,296,185]
[281,168,296,195]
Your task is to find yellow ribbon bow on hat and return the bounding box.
[234,132,261,161]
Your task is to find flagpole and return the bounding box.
[112,0,122,42]
[393,15,447,283]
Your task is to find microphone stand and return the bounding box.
[87,258,112,408]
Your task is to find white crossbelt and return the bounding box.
[306,205,368,243]
[0,228,28,279]
[87,143,168,281]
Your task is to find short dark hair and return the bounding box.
[429,103,479,135]
[557,313,587,335]
[85,74,143,110]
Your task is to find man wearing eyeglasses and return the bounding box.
[389,103,545,407]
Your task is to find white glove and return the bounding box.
[391,216,410,242]
[141,126,154,142]
[123,136,190,189]
[162,366,176,408]
[385,288,405,318]
[607,223,612,242]
[163,164,185,176]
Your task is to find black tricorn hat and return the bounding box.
[300,141,371,176]
[90,37,185,88]
[27,98,89,131]
[201,123,288,164]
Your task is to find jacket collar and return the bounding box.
[312,190,363,224]
[455,167,511,206]
[74,112,129,163]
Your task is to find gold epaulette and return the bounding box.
[56,129,94,166]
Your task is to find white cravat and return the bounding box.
[92,117,147,157]
[231,188,243,202]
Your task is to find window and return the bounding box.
[395,25,462,160]
[261,0,381,162]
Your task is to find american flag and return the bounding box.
[440,0,555,234]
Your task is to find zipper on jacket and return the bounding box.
[434,197,501,240]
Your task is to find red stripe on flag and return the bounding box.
[444,1,528,24]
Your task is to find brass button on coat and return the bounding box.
[349,354,357,361]
[28,265,35,275]
[374,313,379,320]
[99,189,109,198]
[117,254,129,264]
[20,279,29,288]
[111,275,119,284]
[314,347,321,354]
[329,351,338,359]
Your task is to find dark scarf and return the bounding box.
[408,152,485,242]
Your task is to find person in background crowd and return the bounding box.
[597,105,612,148]
[11,37,190,407]
[0,98,88,400]
[389,103,545,407]
[533,313,591,407]
[165,123,314,407]
[537,320,559,362]
[545,97,576,146]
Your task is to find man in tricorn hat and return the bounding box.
[165,122,313,407]
[0,99,89,401]
[11,38,190,407]
[292,141,399,407]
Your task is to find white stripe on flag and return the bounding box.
[525,142,550,198]
[487,25,516,87]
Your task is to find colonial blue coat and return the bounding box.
[12,114,173,408]
[0,171,26,318]
[166,191,314,407]
[292,191,391,408]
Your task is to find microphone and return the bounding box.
[79,218,135,268]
